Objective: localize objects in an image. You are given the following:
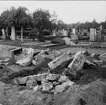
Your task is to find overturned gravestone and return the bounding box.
[48,53,71,70]
[16,48,35,66]
[62,37,76,45]
[67,51,85,76]
[0,50,15,65]
[50,58,73,74]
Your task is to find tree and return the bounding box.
[33,9,51,30]
[57,20,68,30]
[100,21,106,29]
[7,7,17,40]
[91,19,99,29]
[15,7,32,42]
[33,9,52,41]
[0,7,32,41]
[0,17,6,39]
[50,11,58,30]
[0,9,10,40]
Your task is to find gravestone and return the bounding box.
[90,28,96,41]
[63,30,68,36]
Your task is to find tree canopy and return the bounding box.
[15,7,33,28]
[0,6,106,31]
[33,9,52,30]
[0,9,10,28]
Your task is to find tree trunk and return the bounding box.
[6,27,8,36]
[11,26,16,40]
[38,27,45,42]
[1,29,6,40]
[21,26,24,42]
[6,27,9,40]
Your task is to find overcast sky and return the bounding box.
[0,1,106,24]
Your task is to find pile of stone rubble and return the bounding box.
[14,72,74,94]
[1,47,104,95]
[0,46,106,105]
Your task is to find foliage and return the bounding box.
[0,9,10,28]
[71,19,101,31]
[6,7,17,27]
[15,6,33,28]
[50,11,58,30]
[28,28,39,40]
[33,9,52,30]
[0,6,33,29]
[57,20,68,30]
[100,21,106,29]
[33,9,53,41]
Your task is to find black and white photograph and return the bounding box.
[0,1,106,105]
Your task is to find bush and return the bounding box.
[43,30,51,36]
[28,29,39,40]
[44,36,57,40]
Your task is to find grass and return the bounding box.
[0,38,106,53]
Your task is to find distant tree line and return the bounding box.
[68,19,106,32]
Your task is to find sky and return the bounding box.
[0,1,106,24]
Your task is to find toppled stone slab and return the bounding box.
[0,50,15,65]
[68,51,85,76]
[50,58,73,74]
[48,53,71,70]
[16,48,35,66]
[0,50,13,59]
[62,37,76,45]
